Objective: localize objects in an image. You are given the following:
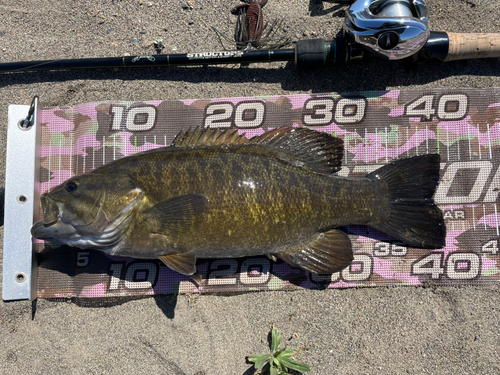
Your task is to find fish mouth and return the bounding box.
[31,219,79,241]
[32,194,76,241]
[40,194,61,225]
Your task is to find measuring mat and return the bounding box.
[4,88,500,300]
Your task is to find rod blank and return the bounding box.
[0,50,296,73]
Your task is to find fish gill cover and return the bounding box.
[35,88,500,298]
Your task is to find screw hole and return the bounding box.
[15,273,26,283]
[17,119,32,131]
[17,195,28,204]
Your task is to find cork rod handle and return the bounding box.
[444,33,500,62]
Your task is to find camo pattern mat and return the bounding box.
[35,89,500,298]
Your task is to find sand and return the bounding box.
[1,0,499,374]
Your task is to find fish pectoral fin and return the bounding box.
[278,229,353,274]
[143,194,209,236]
[158,252,197,276]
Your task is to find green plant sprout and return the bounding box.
[248,326,311,375]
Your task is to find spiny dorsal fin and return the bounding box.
[250,127,344,174]
[171,126,249,147]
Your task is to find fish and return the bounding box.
[31,127,446,280]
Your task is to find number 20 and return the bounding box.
[204,101,265,128]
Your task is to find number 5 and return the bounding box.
[76,252,90,267]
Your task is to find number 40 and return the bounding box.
[412,252,481,280]
[405,94,468,121]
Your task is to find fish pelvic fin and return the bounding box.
[277,229,353,274]
[142,194,209,236]
[159,252,197,276]
[368,154,446,249]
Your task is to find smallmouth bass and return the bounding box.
[31,127,446,279]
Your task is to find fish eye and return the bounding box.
[66,180,78,192]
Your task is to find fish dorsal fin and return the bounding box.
[142,194,209,236]
[172,127,344,174]
[250,127,344,174]
[277,229,353,274]
[158,252,197,276]
[171,126,249,147]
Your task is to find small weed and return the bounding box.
[248,327,311,375]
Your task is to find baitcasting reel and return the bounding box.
[342,0,430,60]
[0,0,499,73]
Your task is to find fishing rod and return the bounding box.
[0,0,499,73]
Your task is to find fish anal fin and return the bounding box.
[278,229,353,274]
[190,272,203,286]
[143,194,208,236]
[158,252,197,276]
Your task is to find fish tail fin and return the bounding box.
[367,154,446,249]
